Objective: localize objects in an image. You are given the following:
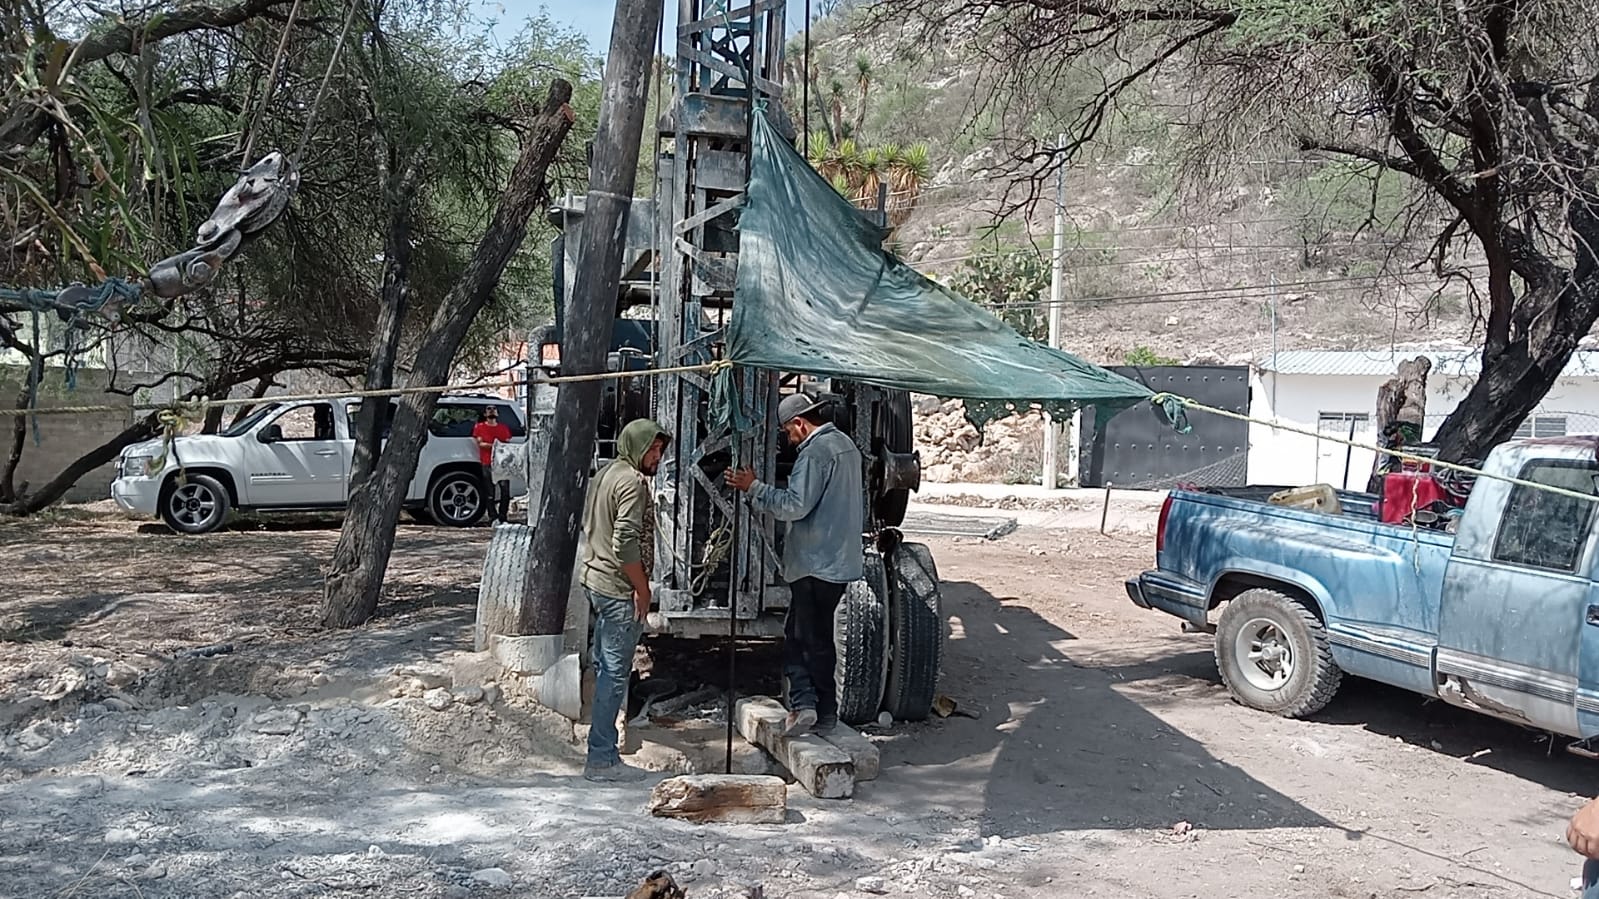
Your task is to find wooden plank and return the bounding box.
[682,46,783,97]
[819,725,880,781]
[736,697,855,799]
[673,194,744,237]
[648,774,787,824]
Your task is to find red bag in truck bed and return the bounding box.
[1379,471,1449,524]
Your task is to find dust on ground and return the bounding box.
[0,503,1591,898]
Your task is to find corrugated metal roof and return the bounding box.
[1261,349,1599,378]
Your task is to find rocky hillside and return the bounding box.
[792,13,1482,368]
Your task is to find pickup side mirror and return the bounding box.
[258,424,284,444]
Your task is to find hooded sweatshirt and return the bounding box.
[580,418,667,598]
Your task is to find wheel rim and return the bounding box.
[168,483,219,529]
[1235,617,1294,691]
[438,479,481,523]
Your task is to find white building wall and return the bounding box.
[1247,368,1599,488]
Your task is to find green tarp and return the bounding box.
[728,108,1156,428]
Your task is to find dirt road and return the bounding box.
[0,505,1590,898]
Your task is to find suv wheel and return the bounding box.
[428,470,485,527]
[160,474,231,535]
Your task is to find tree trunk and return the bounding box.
[0,382,30,503]
[319,79,576,630]
[1431,274,1599,462]
[0,335,41,503]
[519,0,662,637]
[349,163,419,491]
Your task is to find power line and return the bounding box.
[961,265,1491,311]
[908,246,1426,272]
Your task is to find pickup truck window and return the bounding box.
[1491,459,1599,572]
[273,404,336,441]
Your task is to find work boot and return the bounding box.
[583,761,651,783]
[815,715,839,735]
[783,708,817,737]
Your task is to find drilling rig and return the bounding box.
[507,0,943,725]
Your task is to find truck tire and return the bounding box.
[160,473,231,535]
[834,552,889,726]
[883,541,942,721]
[428,469,485,527]
[475,523,532,651]
[1215,588,1342,718]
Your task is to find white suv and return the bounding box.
[112,395,527,534]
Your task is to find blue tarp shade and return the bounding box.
[727,108,1155,429]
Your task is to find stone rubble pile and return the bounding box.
[912,395,1047,485]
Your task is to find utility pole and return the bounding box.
[520,0,664,636]
[1041,135,1066,490]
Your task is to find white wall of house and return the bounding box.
[1247,362,1599,489]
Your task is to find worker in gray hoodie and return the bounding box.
[579,417,670,783]
[726,393,863,736]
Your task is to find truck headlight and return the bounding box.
[122,455,155,478]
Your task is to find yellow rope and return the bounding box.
[1152,393,1599,505]
[0,361,730,418]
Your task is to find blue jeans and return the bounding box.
[784,577,845,720]
[586,586,642,767]
[1583,859,1599,899]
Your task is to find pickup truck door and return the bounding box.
[240,402,349,506]
[1435,449,1599,737]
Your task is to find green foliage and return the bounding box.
[1280,160,1409,247]
[0,0,598,388]
[1124,345,1179,366]
[952,244,1050,340]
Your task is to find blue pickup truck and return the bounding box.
[1127,436,1599,738]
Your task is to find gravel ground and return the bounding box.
[0,502,1592,898]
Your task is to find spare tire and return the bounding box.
[874,389,915,528]
[834,552,889,726]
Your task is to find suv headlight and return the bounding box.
[121,455,155,478]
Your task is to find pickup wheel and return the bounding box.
[428,470,486,527]
[1215,589,1342,718]
[159,473,231,535]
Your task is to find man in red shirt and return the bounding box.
[472,406,513,523]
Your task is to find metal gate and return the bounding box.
[1078,365,1250,489]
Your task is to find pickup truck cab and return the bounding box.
[112,394,527,534]
[1128,436,1599,738]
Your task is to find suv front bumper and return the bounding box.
[112,476,161,517]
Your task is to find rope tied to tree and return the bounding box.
[148,396,210,478]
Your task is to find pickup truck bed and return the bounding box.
[1128,437,1599,739]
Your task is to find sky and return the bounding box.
[477,0,807,57]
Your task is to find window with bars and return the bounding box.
[1317,412,1370,433]
[1513,415,1568,439]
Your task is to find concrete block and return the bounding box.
[534,652,584,722]
[490,633,564,675]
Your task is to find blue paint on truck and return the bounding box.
[1128,437,1599,737]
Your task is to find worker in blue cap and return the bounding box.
[726,392,863,735]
